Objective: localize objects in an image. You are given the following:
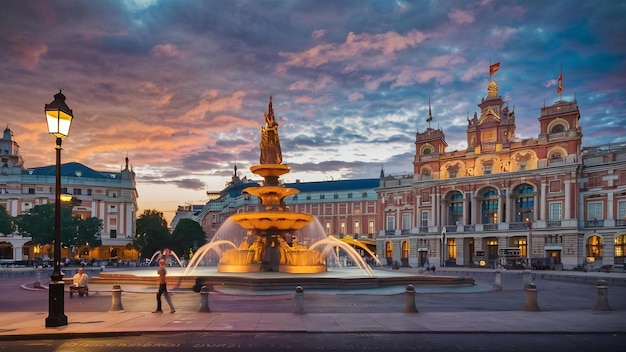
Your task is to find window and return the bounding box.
[586,235,603,258]
[551,124,565,133]
[401,241,409,258]
[386,215,395,231]
[110,229,117,239]
[28,188,35,194]
[421,211,429,227]
[481,189,498,224]
[447,238,456,260]
[514,184,534,222]
[514,238,527,258]
[347,192,352,199]
[385,242,393,258]
[587,202,603,221]
[333,193,338,199]
[73,188,82,195]
[402,213,411,230]
[325,222,331,235]
[448,192,463,225]
[320,194,325,199]
[549,202,562,221]
[618,201,626,220]
[484,165,492,175]
[87,189,92,196]
[368,220,374,235]
[354,220,360,234]
[423,147,432,155]
[615,235,625,258]
[362,192,368,197]
[340,222,345,235]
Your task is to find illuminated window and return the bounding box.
[586,235,603,258]
[401,241,409,258]
[385,242,393,258]
[448,192,463,225]
[481,189,498,224]
[447,238,456,260]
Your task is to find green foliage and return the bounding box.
[0,205,13,234]
[134,209,172,259]
[13,203,102,247]
[171,218,206,259]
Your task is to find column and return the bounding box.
[540,182,547,221]
[564,179,572,219]
[607,191,614,220]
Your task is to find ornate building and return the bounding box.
[377,79,626,271]
[0,127,139,263]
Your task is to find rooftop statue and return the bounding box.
[260,96,282,164]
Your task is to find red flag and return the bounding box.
[557,73,563,93]
[489,62,500,77]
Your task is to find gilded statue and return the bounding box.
[260,96,283,164]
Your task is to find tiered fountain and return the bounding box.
[97,97,475,292]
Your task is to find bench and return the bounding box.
[69,286,89,298]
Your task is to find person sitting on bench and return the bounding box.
[70,267,89,297]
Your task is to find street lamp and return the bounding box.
[45,90,73,328]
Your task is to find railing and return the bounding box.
[384,230,395,236]
[463,225,475,232]
[616,220,626,226]
[584,220,604,228]
[483,224,498,231]
[444,225,457,233]
[547,220,562,228]
[418,226,429,233]
[509,222,530,230]
[401,229,411,236]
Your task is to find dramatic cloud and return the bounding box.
[0,0,624,223]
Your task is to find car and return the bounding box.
[531,258,550,270]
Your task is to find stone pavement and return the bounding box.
[0,267,625,341]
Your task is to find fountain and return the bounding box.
[97,97,476,292]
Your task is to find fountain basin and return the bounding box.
[230,211,314,230]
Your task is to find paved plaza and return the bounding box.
[0,266,625,341]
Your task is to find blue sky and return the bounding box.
[1,0,625,222]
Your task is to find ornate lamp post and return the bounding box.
[44,90,73,328]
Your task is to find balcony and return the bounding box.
[584,220,604,228]
[547,220,562,228]
[483,224,498,231]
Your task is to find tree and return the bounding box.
[171,218,206,259]
[13,203,102,247]
[134,209,171,259]
[0,205,13,234]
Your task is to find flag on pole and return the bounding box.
[427,96,433,123]
[557,72,563,94]
[489,62,500,77]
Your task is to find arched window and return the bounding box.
[385,242,393,259]
[401,241,409,258]
[481,188,499,224]
[514,184,534,223]
[448,192,463,226]
[550,124,565,134]
[586,235,604,259]
[422,147,432,155]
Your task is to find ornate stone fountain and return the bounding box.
[221,97,326,273]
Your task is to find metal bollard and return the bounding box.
[494,270,502,291]
[199,286,211,313]
[34,265,43,289]
[294,285,306,314]
[404,284,418,313]
[524,283,540,311]
[109,284,125,312]
[593,279,612,311]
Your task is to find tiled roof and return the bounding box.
[25,162,120,179]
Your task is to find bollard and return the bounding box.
[294,285,306,314]
[524,283,540,311]
[34,265,43,289]
[199,286,211,313]
[494,270,502,291]
[404,284,418,313]
[593,279,612,311]
[109,284,125,312]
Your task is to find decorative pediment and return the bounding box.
[478,106,501,125]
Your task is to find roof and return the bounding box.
[284,178,380,193]
[25,162,121,179]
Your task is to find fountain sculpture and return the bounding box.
[187,97,332,274]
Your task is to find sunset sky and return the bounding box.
[2,0,625,223]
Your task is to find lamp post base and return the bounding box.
[46,281,67,327]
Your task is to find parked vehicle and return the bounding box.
[531,258,550,270]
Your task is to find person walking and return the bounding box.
[153,258,175,313]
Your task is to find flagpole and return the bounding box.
[559,65,563,101]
